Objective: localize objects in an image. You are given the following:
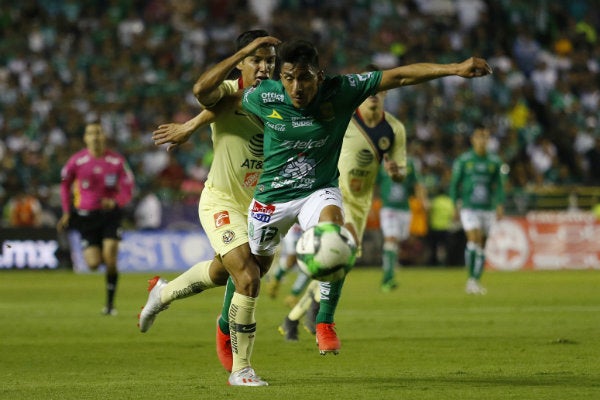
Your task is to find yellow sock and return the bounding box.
[289,280,319,321]
[229,292,257,372]
[160,260,216,303]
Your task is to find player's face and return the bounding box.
[239,46,277,87]
[83,124,106,153]
[471,128,490,155]
[361,91,386,112]
[280,63,322,108]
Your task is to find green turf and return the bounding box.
[1,267,599,400]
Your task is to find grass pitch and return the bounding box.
[1,267,599,400]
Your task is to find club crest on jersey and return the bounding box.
[378,137,391,151]
[222,230,235,244]
[244,172,260,187]
[214,211,230,228]
[250,200,275,223]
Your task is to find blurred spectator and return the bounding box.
[4,185,43,227]
[134,183,162,231]
[0,1,599,230]
[427,183,456,266]
[585,137,600,185]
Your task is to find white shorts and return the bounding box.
[248,187,344,256]
[460,209,496,235]
[379,207,412,241]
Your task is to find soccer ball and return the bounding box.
[295,222,357,282]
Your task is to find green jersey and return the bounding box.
[449,149,505,210]
[378,158,419,210]
[241,71,382,203]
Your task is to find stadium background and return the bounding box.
[1,0,599,270]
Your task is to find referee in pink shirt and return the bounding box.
[57,122,135,315]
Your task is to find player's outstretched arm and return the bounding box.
[193,36,280,107]
[378,57,493,91]
[153,109,216,152]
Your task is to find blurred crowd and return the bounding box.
[1,0,599,229]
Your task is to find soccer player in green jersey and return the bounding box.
[378,157,428,291]
[278,65,410,341]
[137,30,279,386]
[449,125,506,294]
[238,39,492,355]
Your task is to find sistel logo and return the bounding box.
[214,211,230,228]
[250,200,275,223]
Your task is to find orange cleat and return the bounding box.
[315,322,340,355]
[216,316,233,372]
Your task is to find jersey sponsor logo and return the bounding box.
[75,155,91,166]
[349,168,370,177]
[105,155,121,165]
[104,174,117,187]
[265,121,285,131]
[291,116,314,128]
[250,200,275,223]
[280,137,328,150]
[350,177,363,193]
[222,230,235,244]
[261,92,285,103]
[243,172,260,187]
[358,72,373,81]
[214,211,230,228]
[267,109,283,119]
[240,159,263,169]
[356,149,374,167]
[248,134,264,157]
[273,153,317,189]
[347,74,356,87]
[280,154,315,179]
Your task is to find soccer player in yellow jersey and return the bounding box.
[137,30,279,386]
[278,64,409,341]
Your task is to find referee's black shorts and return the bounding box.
[71,208,123,248]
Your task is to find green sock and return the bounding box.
[474,250,485,280]
[316,277,345,324]
[218,277,235,335]
[465,245,476,278]
[274,263,287,281]
[382,249,396,283]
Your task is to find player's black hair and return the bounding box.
[236,29,270,50]
[278,39,319,68]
